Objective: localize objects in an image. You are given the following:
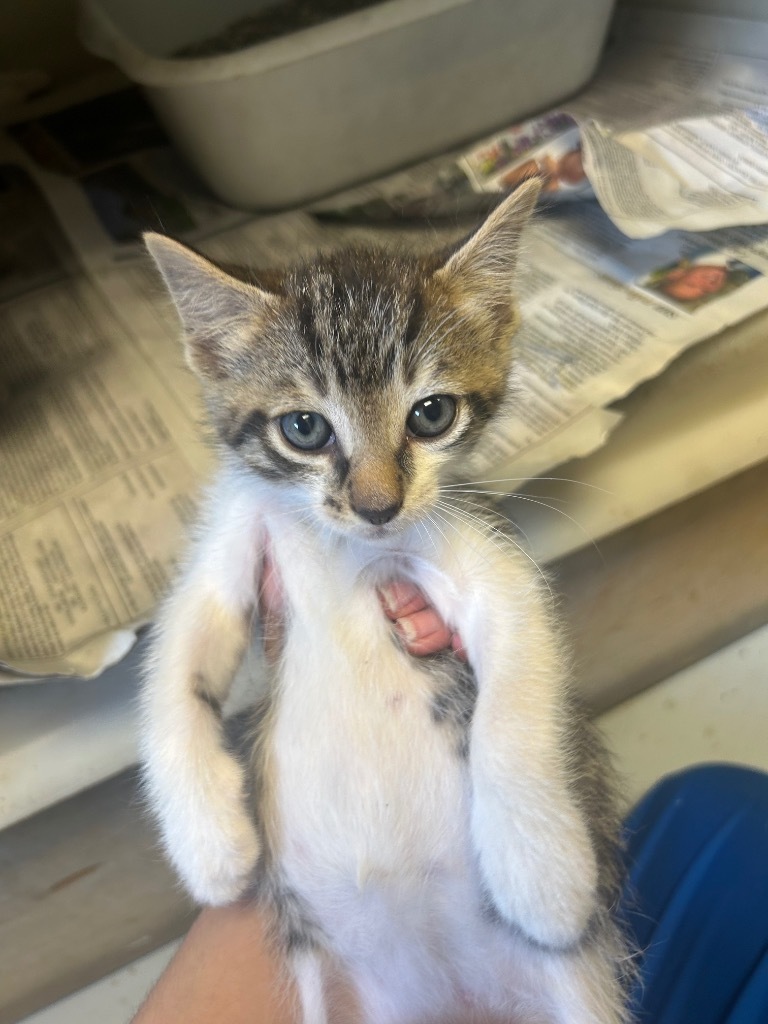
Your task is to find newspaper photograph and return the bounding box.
[458,113,593,203]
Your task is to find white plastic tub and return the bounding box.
[80,0,615,210]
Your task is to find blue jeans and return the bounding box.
[624,764,768,1023]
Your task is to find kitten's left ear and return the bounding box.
[144,233,279,380]
[434,177,541,300]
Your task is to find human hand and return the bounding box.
[377,580,466,660]
[258,548,464,663]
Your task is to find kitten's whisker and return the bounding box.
[439,487,573,505]
[505,495,604,562]
[435,504,533,588]
[436,487,606,561]
[436,499,553,601]
[435,497,504,540]
[430,504,505,576]
[435,503,547,602]
[443,495,539,554]
[268,502,319,521]
[440,485,603,559]
[430,508,496,577]
[413,516,437,554]
[442,475,613,495]
[434,500,509,563]
[424,508,461,564]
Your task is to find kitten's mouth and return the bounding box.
[349,518,403,541]
[323,509,410,543]
[360,521,401,539]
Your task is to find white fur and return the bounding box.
[141,477,264,904]
[142,460,626,1023]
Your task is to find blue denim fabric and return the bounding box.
[623,764,768,1024]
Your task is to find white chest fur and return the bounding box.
[265,514,473,878]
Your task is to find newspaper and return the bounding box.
[2,28,768,681]
[571,40,768,239]
[0,116,331,680]
[466,203,768,480]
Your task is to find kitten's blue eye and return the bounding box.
[280,411,334,451]
[407,395,457,438]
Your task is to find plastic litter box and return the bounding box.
[80,0,615,210]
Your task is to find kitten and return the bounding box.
[142,180,631,1024]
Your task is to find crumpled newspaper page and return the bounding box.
[3,15,768,680]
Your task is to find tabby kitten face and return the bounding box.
[146,180,540,539]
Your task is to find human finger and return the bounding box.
[378,580,429,621]
[394,607,454,657]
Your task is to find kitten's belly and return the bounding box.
[266,595,479,957]
[261,568,538,1015]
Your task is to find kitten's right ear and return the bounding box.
[433,178,541,304]
[144,233,278,380]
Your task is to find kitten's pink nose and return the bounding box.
[352,500,402,526]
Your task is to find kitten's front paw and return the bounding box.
[473,795,598,950]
